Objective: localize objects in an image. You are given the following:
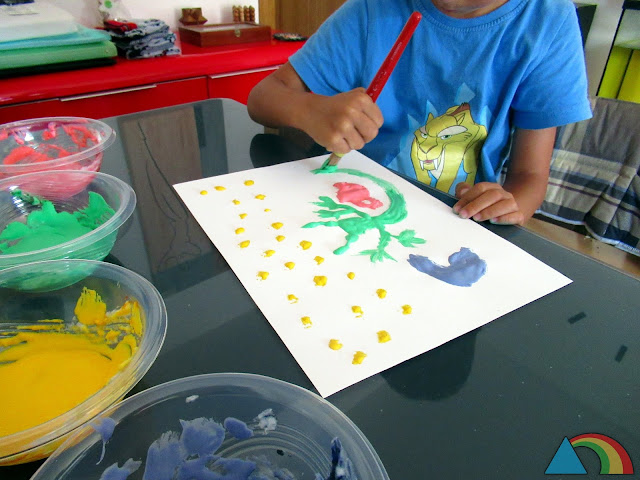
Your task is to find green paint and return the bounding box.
[0,192,115,255]
[305,167,425,262]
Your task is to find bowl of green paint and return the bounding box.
[0,117,115,184]
[0,170,136,289]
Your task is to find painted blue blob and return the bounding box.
[224,417,254,440]
[407,247,487,287]
[212,457,257,478]
[91,417,117,465]
[99,459,141,480]
[316,438,356,480]
[179,417,226,457]
[142,431,185,480]
[176,455,218,480]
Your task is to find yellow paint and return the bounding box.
[299,240,312,250]
[0,290,141,437]
[276,235,285,242]
[329,339,343,350]
[214,186,226,191]
[263,250,276,257]
[351,306,363,317]
[244,180,254,186]
[314,256,324,265]
[287,294,298,303]
[313,276,327,287]
[257,271,269,280]
[352,351,367,365]
[239,240,251,248]
[402,305,412,315]
[300,316,312,328]
[239,213,247,219]
[255,194,266,200]
[347,272,356,280]
[271,222,283,230]
[376,289,387,299]
[235,228,245,235]
[377,330,391,343]
[284,262,295,270]
[264,208,271,212]
[200,190,208,195]
[232,199,241,205]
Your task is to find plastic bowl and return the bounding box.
[0,117,115,182]
[0,170,136,288]
[0,259,167,466]
[31,373,390,479]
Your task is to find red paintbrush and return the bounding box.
[326,11,422,166]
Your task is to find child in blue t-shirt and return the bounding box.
[247,0,592,225]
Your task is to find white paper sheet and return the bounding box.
[174,152,571,397]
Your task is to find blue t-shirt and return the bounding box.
[289,0,592,195]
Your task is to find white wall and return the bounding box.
[57,0,623,96]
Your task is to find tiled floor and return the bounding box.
[524,217,640,279]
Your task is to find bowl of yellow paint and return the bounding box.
[0,117,115,182]
[30,373,390,479]
[0,170,136,288]
[0,259,167,466]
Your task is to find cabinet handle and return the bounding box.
[60,84,157,102]
[208,65,281,80]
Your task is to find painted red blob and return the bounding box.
[334,182,383,209]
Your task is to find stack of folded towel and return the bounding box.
[104,19,180,60]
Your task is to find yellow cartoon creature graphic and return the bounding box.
[411,103,487,193]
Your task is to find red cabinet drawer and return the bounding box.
[0,77,208,123]
[207,66,279,104]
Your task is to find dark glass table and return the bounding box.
[8,99,640,479]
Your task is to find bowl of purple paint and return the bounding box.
[0,117,115,190]
[31,373,390,480]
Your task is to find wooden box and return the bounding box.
[179,23,272,47]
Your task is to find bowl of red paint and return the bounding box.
[0,170,136,287]
[0,259,167,466]
[0,117,115,189]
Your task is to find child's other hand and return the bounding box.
[303,88,383,154]
[453,182,525,225]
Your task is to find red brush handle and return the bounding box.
[365,11,422,102]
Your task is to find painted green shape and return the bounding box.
[306,167,425,262]
[572,440,610,474]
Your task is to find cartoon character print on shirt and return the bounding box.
[410,103,487,194]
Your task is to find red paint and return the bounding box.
[334,182,383,210]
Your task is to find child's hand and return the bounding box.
[302,87,384,154]
[453,182,525,225]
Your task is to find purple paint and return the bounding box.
[224,417,254,440]
[99,459,141,480]
[91,417,117,465]
[407,247,487,287]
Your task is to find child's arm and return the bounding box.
[247,62,383,155]
[452,127,556,225]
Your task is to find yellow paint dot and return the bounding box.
[239,240,250,248]
[300,240,312,250]
[235,228,245,235]
[284,262,295,270]
[271,222,283,230]
[244,180,254,186]
[263,250,275,257]
[352,351,367,365]
[402,305,412,315]
[314,256,324,265]
[214,186,226,191]
[347,272,356,280]
[200,190,208,195]
[239,213,247,219]
[255,194,266,200]
[376,289,387,299]
[377,330,391,343]
[264,208,271,212]
[233,199,241,205]
[301,316,312,328]
[313,276,327,287]
[329,339,343,350]
[351,306,363,317]
[276,235,285,242]
[287,294,298,303]
[257,271,269,280]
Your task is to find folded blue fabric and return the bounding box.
[0,24,110,50]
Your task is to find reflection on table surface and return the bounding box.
[7,99,640,479]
